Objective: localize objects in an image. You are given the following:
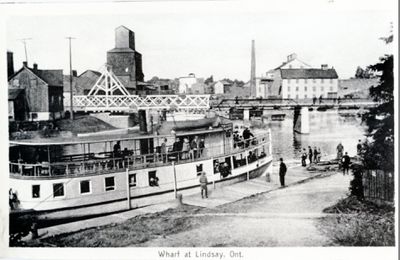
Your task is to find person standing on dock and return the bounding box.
[336,142,344,160]
[313,146,318,163]
[199,171,208,198]
[342,152,351,175]
[357,139,363,156]
[301,148,307,167]
[279,158,287,187]
[308,146,313,164]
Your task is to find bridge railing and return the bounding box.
[73,95,210,112]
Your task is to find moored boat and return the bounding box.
[9,116,273,224]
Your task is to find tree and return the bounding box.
[355,66,374,78]
[205,75,214,85]
[361,35,394,172]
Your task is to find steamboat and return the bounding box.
[9,115,273,222]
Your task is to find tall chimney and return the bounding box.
[23,61,28,67]
[250,40,256,97]
[7,51,14,78]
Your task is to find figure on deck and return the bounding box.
[342,152,351,175]
[242,127,254,148]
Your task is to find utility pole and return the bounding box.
[250,40,256,97]
[66,37,76,120]
[19,38,32,64]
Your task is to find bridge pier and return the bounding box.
[243,109,250,120]
[293,106,310,134]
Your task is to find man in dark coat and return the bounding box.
[342,152,351,175]
[308,146,313,164]
[242,127,254,147]
[279,158,287,187]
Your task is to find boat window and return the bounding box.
[32,185,40,198]
[105,177,115,191]
[80,180,91,194]
[53,183,64,197]
[129,173,137,187]
[149,171,159,187]
[196,164,203,176]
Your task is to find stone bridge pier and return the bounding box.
[293,106,310,134]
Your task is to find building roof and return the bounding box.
[76,70,101,91]
[8,88,24,100]
[33,69,63,87]
[274,58,311,70]
[280,68,338,79]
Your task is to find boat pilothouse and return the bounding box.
[9,116,273,220]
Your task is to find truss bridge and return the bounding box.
[72,65,210,112]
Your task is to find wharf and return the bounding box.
[37,161,336,239]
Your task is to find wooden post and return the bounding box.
[246,154,249,181]
[126,168,131,210]
[172,162,177,198]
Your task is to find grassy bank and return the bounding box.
[319,196,395,246]
[36,205,204,247]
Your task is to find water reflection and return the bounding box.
[266,109,366,162]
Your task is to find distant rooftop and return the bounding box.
[280,68,338,79]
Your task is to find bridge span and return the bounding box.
[212,98,376,109]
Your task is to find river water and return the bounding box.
[261,109,367,163]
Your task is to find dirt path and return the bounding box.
[138,172,352,247]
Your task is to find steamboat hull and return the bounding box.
[10,157,271,226]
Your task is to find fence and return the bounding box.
[363,170,394,202]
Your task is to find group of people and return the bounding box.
[301,146,322,166]
[233,127,255,149]
[171,136,205,160]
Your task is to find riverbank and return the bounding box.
[318,196,395,246]
[20,160,345,247]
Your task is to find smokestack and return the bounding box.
[7,51,14,78]
[250,40,256,97]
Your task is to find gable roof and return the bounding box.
[34,69,63,86]
[274,58,311,70]
[77,70,101,91]
[8,66,63,87]
[280,68,338,79]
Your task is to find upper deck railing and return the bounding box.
[10,131,271,179]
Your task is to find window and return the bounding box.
[32,185,40,198]
[295,94,299,100]
[129,174,137,187]
[80,180,91,194]
[105,177,115,191]
[13,79,20,87]
[313,86,316,92]
[287,79,291,84]
[287,86,291,91]
[321,86,324,91]
[295,86,299,91]
[321,79,324,83]
[304,94,308,99]
[287,94,291,99]
[196,164,203,176]
[313,79,316,83]
[330,86,333,91]
[53,183,64,197]
[304,86,307,91]
[295,79,299,83]
[304,79,308,83]
[330,78,333,83]
[149,171,159,186]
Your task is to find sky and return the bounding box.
[4,0,395,81]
